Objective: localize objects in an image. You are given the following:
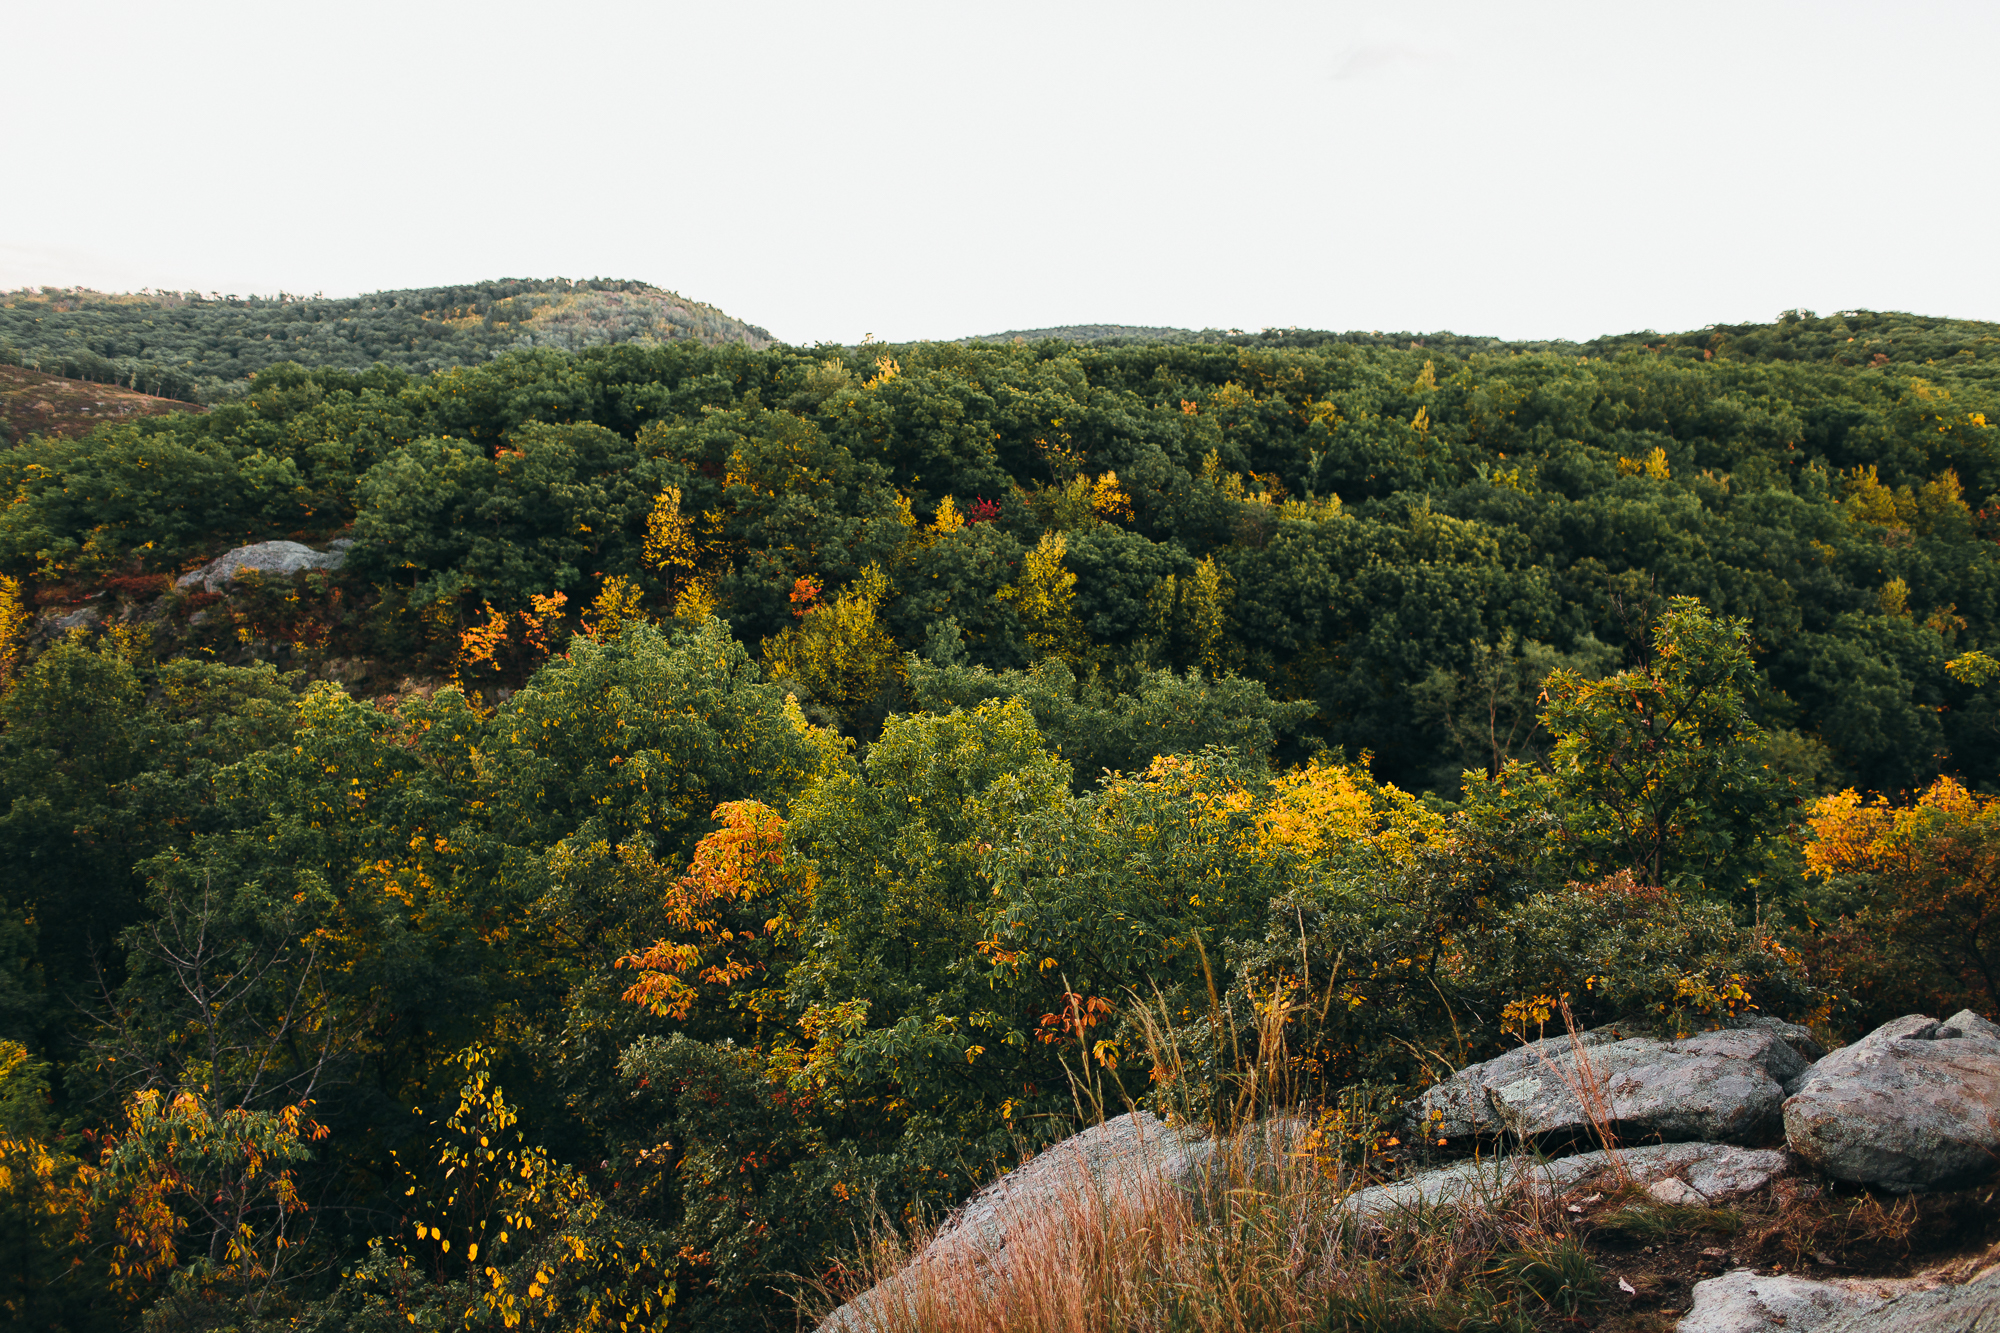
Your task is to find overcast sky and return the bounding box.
[5,0,1994,345]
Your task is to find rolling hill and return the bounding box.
[0,277,775,402]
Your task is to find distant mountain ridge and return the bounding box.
[0,277,774,402]
[959,309,2000,384]
[962,323,1212,346]
[6,283,1994,412]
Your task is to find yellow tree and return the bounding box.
[642,484,717,618]
[1143,556,1235,673]
[1803,777,2000,1020]
[580,575,650,641]
[759,564,900,728]
[1000,531,1088,670]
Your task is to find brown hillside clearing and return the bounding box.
[0,362,204,441]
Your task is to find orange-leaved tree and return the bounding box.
[614,800,816,1030]
[1802,776,2000,1022]
[455,590,568,686]
[91,1088,326,1315]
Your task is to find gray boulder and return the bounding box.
[1731,1014,1828,1063]
[1816,1272,2000,1333]
[1416,1027,1810,1147]
[816,1112,1213,1333]
[1783,1010,2000,1193]
[175,540,347,593]
[1343,1141,1789,1221]
[1679,1270,1943,1333]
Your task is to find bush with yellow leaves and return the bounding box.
[312,1046,675,1333]
[1797,776,2000,1027]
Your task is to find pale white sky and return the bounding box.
[5,0,1994,345]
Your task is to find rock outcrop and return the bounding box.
[1679,1269,1945,1333]
[1783,1010,2000,1193]
[818,1007,2000,1333]
[1416,1027,1809,1147]
[1342,1141,1790,1220]
[1816,1270,2000,1332]
[176,539,351,593]
[1732,1014,1827,1063]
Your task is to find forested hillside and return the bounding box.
[2,314,1999,1330]
[970,308,2000,380]
[0,278,775,404]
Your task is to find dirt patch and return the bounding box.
[1572,1174,2000,1328]
[0,363,202,442]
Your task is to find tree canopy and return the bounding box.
[2,304,1998,1329]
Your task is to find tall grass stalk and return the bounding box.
[819,985,1600,1333]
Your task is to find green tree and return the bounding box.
[1515,597,1798,891]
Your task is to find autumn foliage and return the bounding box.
[617,800,814,1020]
[1802,777,2000,1018]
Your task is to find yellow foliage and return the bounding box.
[1195,450,1287,511]
[1842,464,1970,533]
[1278,498,1343,527]
[99,620,151,666]
[581,575,649,641]
[1208,381,1257,418]
[1500,994,1560,1042]
[672,577,718,622]
[0,1129,93,1313]
[1879,577,1910,618]
[1199,449,1244,501]
[1257,756,1395,858]
[0,574,28,693]
[641,486,700,578]
[1802,777,2000,1016]
[1185,556,1231,674]
[388,1046,673,1329]
[1804,778,1994,881]
[1617,447,1671,480]
[1142,556,1237,673]
[864,354,900,389]
[760,564,901,721]
[933,494,965,535]
[1089,471,1134,522]
[1919,469,1967,518]
[1000,531,1087,668]
[1947,650,2000,686]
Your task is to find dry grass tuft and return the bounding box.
[827,1129,1605,1333]
[816,986,1609,1333]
